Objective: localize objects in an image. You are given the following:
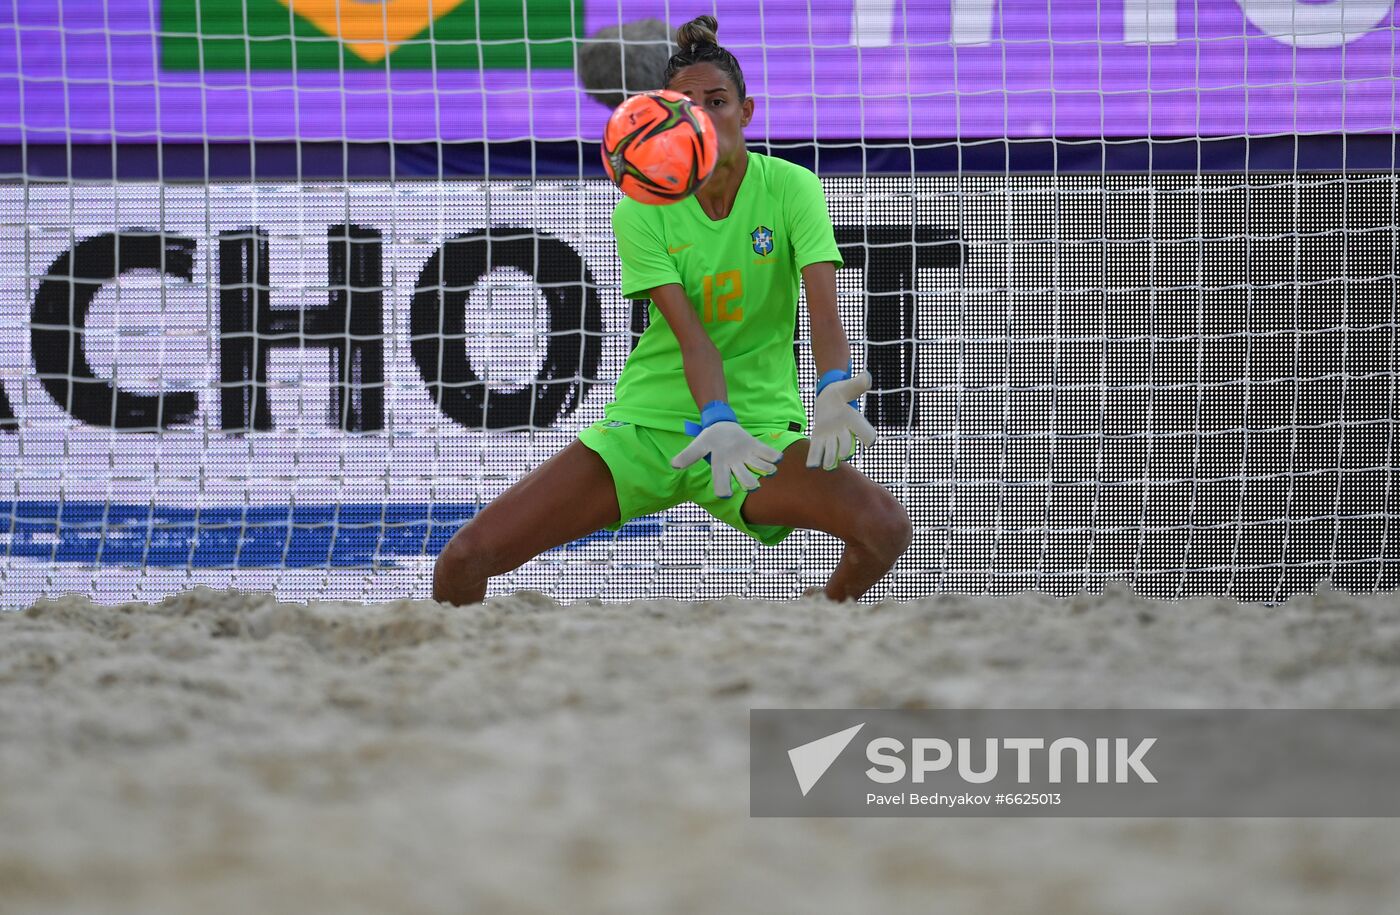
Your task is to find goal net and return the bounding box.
[1,1,1397,606]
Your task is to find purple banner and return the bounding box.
[0,1,1396,142]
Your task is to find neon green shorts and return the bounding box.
[578,419,806,546]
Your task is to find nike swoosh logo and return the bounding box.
[667,243,692,254]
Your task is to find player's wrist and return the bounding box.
[699,400,738,429]
[815,363,860,409]
[815,368,851,397]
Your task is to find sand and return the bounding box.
[2,584,1399,914]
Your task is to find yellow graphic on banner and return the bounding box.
[277,0,468,63]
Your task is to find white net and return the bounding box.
[1,2,1397,606]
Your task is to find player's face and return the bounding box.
[667,63,752,164]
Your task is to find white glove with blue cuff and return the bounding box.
[807,369,877,471]
[672,401,784,499]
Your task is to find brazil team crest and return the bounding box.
[751,225,774,256]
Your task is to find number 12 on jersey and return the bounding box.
[702,271,744,323]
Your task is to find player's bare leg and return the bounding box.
[433,441,621,606]
[740,439,911,602]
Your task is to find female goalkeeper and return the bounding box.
[434,15,911,605]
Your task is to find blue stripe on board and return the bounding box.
[0,502,661,569]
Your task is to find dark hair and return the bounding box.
[663,15,747,100]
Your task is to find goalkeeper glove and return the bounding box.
[672,401,784,499]
[807,369,878,471]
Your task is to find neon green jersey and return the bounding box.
[607,152,843,432]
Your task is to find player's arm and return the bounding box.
[647,282,728,408]
[788,167,876,470]
[800,258,875,471]
[613,205,732,411]
[803,261,851,376]
[645,282,783,498]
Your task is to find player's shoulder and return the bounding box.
[747,152,821,196]
[749,151,810,176]
[611,194,664,230]
[748,151,812,181]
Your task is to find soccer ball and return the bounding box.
[601,90,718,205]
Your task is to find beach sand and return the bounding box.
[2,584,1398,914]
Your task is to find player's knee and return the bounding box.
[860,494,912,562]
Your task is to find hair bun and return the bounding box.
[675,15,719,54]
